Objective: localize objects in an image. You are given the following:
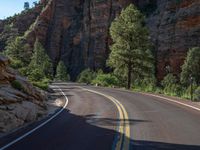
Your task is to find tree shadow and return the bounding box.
[1,87,200,150]
[129,140,200,150]
[84,114,150,126]
[1,108,200,150]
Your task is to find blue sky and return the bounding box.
[0,0,39,19]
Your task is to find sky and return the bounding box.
[0,0,39,19]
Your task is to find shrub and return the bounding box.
[32,78,51,91]
[161,74,183,96]
[194,87,200,101]
[11,80,25,92]
[77,69,96,84]
[92,73,119,87]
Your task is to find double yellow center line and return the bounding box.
[81,88,130,150]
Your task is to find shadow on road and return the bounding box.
[1,85,200,150]
[84,114,150,126]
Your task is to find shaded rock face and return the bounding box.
[26,0,200,80]
[147,0,200,80]
[0,55,47,133]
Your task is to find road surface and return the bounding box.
[0,82,200,150]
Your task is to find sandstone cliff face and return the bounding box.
[147,0,200,80]
[0,55,47,133]
[23,0,200,80]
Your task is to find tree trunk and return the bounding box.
[127,64,132,89]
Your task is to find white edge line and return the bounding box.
[0,86,68,150]
[142,93,200,112]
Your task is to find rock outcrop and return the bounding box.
[1,0,200,80]
[0,55,47,133]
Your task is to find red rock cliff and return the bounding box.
[26,0,200,80]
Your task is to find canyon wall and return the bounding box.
[1,0,200,80]
[147,0,200,80]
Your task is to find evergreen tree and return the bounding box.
[56,61,70,81]
[4,36,31,70]
[28,40,52,81]
[108,4,154,89]
[181,47,200,85]
[24,2,30,10]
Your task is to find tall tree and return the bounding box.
[29,40,52,81]
[3,36,31,70]
[108,4,154,89]
[24,2,30,10]
[181,47,200,85]
[55,61,70,81]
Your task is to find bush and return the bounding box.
[32,78,50,91]
[77,69,96,84]
[194,87,200,101]
[161,74,183,96]
[11,80,25,92]
[132,75,157,93]
[28,68,44,81]
[92,73,119,87]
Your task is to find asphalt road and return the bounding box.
[1,82,200,150]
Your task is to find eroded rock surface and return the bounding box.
[0,55,47,133]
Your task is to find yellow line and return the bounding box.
[80,87,130,150]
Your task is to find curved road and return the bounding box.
[0,82,200,150]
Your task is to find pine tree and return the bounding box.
[181,47,200,85]
[56,61,70,81]
[28,40,52,81]
[108,4,154,89]
[4,36,31,71]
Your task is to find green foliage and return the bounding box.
[194,87,200,101]
[28,40,53,81]
[92,73,119,87]
[11,80,25,92]
[181,47,200,85]
[108,4,154,89]
[32,78,50,90]
[161,74,177,87]
[133,76,157,92]
[55,61,70,81]
[161,74,183,96]
[3,36,31,72]
[77,69,96,84]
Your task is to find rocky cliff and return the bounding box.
[147,0,200,80]
[1,0,200,80]
[0,55,47,133]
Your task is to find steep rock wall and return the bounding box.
[0,55,47,133]
[27,0,200,80]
